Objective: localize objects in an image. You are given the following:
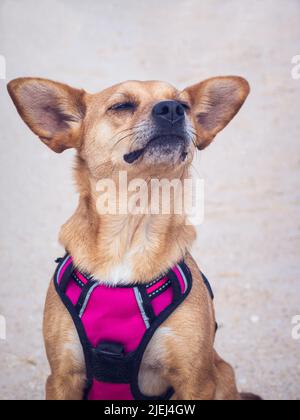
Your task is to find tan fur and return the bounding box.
[8,76,258,400]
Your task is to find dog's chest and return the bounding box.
[54,254,192,400]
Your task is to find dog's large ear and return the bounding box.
[183,76,250,150]
[7,78,86,153]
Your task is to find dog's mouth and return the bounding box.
[124,149,145,164]
[124,135,188,165]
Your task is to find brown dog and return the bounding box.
[8,76,258,400]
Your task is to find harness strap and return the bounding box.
[137,285,156,326]
[92,342,135,384]
[75,280,98,316]
[58,256,74,293]
[53,254,213,400]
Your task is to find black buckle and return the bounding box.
[96,342,125,357]
[92,341,135,384]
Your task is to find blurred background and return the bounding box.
[0,0,299,400]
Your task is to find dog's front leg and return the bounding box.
[170,381,217,401]
[44,281,86,400]
[167,363,218,401]
[166,351,240,401]
[46,372,86,401]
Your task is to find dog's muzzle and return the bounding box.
[124,101,189,165]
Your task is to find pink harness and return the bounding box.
[54,254,212,400]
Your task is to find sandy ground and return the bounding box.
[0,0,300,400]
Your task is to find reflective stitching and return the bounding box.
[72,273,85,288]
[148,280,172,298]
[145,278,162,289]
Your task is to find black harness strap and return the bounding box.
[92,343,135,384]
[138,285,156,325]
[75,280,98,315]
[53,255,215,401]
[59,258,74,293]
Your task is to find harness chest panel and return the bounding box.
[54,254,194,400]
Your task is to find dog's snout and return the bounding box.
[152,101,185,125]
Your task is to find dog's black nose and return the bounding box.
[152,101,185,125]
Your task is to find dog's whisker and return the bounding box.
[111,122,149,150]
[113,132,137,149]
[110,122,146,141]
[187,132,197,149]
[187,129,200,149]
[108,128,135,144]
[108,123,145,144]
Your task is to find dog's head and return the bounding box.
[7,77,249,178]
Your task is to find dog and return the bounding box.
[7,76,260,400]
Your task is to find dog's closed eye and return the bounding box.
[179,102,191,112]
[108,102,137,113]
